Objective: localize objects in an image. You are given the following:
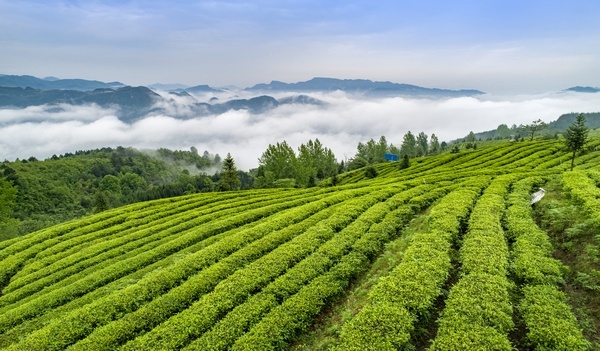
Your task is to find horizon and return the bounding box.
[1,1,600,95]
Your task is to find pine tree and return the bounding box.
[564,113,589,171]
[219,153,241,191]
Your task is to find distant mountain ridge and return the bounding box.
[0,86,162,122]
[565,86,600,93]
[0,84,325,123]
[0,74,124,91]
[246,77,485,97]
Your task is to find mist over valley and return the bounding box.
[1,74,599,170]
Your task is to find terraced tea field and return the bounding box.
[1,139,599,350]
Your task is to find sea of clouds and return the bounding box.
[1,90,599,170]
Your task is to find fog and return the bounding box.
[1,91,599,170]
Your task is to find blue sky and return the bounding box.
[1,0,599,93]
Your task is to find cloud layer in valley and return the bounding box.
[1,91,599,170]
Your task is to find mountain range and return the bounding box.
[1,74,597,123]
[564,86,600,93]
[246,77,485,97]
[0,74,124,91]
[0,85,324,123]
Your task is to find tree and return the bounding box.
[441,141,448,151]
[416,132,428,156]
[525,119,547,141]
[93,191,110,213]
[119,173,147,198]
[429,134,440,155]
[258,141,297,181]
[0,177,17,220]
[297,139,337,186]
[495,124,512,139]
[466,131,476,143]
[218,153,241,191]
[347,157,368,171]
[355,136,388,164]
[399,154,410,169]
[0,177,18,239]
[564,114,589,171]
[400,131,417,158]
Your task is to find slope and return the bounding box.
[0,138,599,350]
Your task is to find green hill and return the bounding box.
[0,147,223,237]
[0,138,599,350]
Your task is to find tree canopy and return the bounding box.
[564,113,589,171]
[256,139,337,188]
[218,153,241,191]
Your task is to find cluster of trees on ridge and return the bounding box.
[0,114,593,239]
[463,112,600,142]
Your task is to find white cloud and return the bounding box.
[1,92,599,169]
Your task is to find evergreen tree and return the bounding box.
[218,153,241,191]
[400,131,417,158]
[564,114,589,171]
[429,134,440,155]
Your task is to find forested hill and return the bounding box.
[463,112,600,141]
[0,137,598,350]
[0,147,226,237]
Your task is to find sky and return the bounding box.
[1,0,600,93]
[1,0,600,169]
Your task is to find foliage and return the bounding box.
[1,136,600,350]
[0,147,227,236]
[339,187,480,351]
[525,119,548,141]
[0,178,18,240]
[356,136,389,164]
[429,134,440,155]
[218,153,241,191]
[416,132,428,156]
[520,285,590,351]
[400,131,417,158]
[0,177,17,220]
[399,155,410,169]
[564,114,589,170]
[364,165,378,178]
[258,141,297,181]
[257,139,337,188]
